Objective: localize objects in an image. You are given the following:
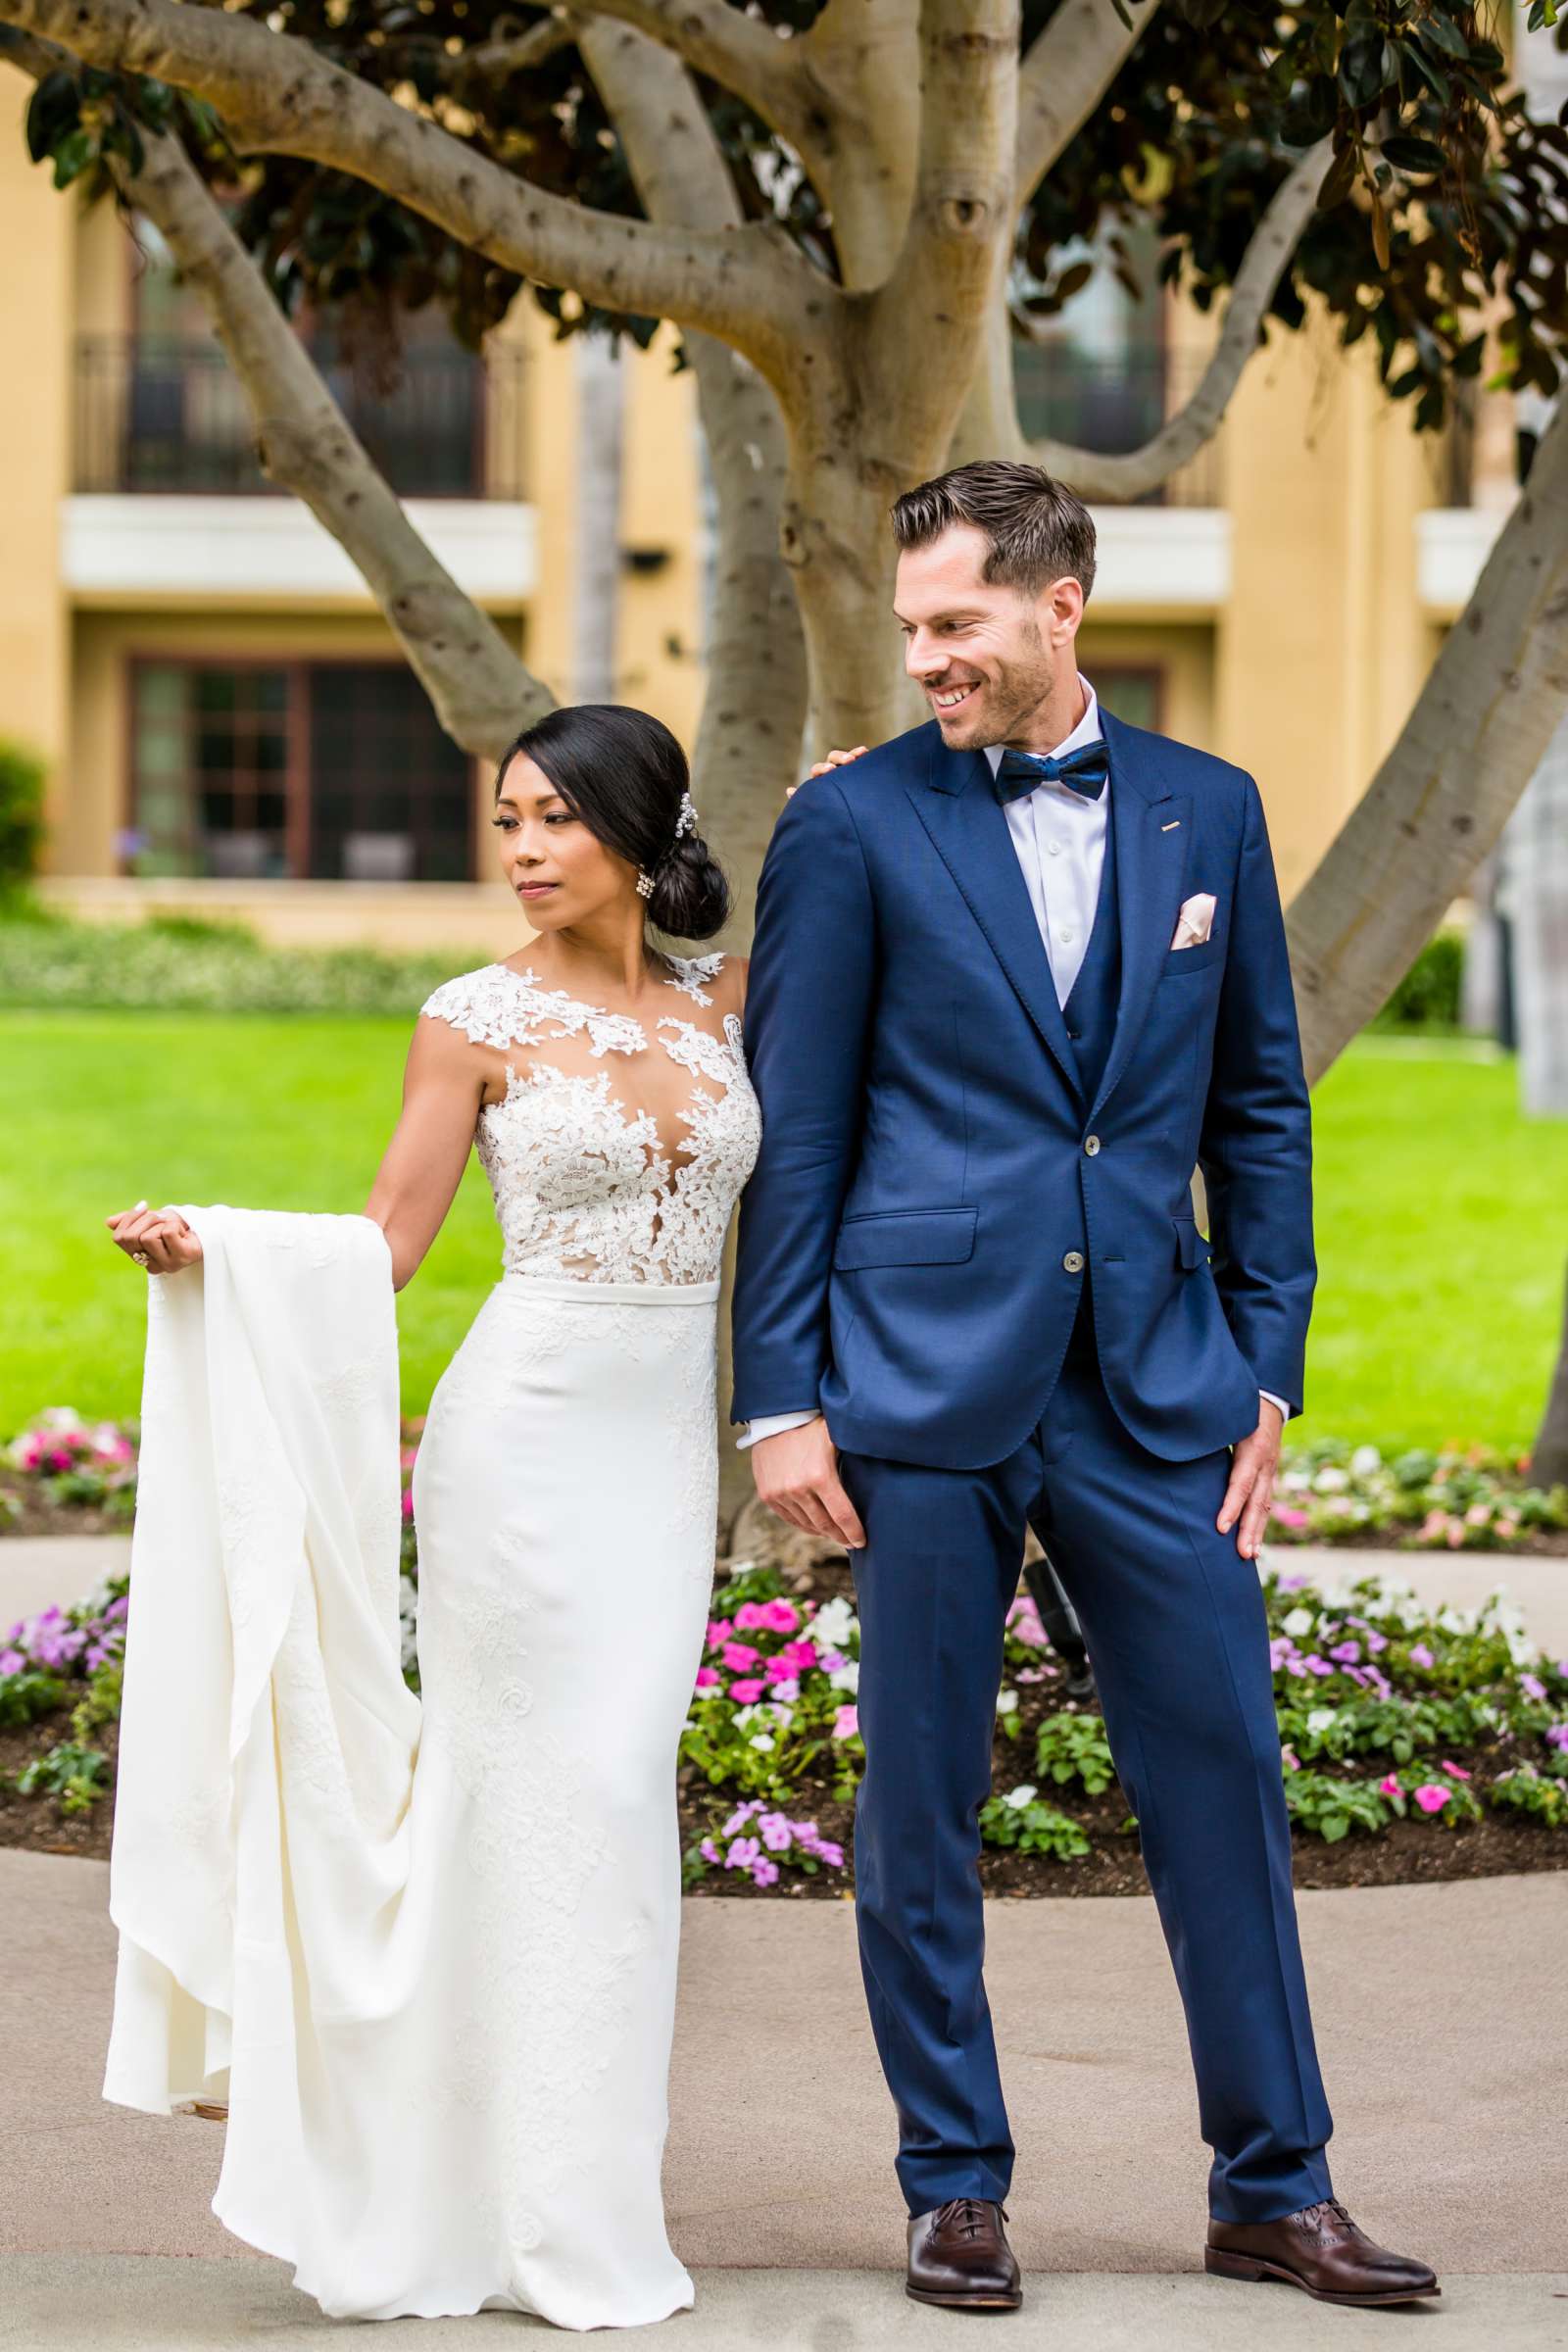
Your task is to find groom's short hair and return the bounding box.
[890,460,1097,604]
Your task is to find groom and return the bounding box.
[730,462,1438,2313]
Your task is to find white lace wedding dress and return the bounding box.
[103,952,760,2330]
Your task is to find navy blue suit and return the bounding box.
[732,710,1335,2222]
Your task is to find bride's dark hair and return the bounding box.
[496,704,730,942]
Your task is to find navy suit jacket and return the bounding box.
[730,709,1315,1469]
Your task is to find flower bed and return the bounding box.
[6,1419,1567,1892]
[8,1410,1564,1555]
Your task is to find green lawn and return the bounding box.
[2,1014,1565,1452]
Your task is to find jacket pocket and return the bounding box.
[1173,1213,1210,1270]
[834,1206,979,1271]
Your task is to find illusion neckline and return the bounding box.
[484,956,723,1033]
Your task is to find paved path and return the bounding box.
[3,2255,1565,2351]
[5,1533,1565,1655]
[3,1531,1566,2344]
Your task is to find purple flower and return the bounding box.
[1279,1573,1308,1590]
[1303,1655,1337,1678]
[699,1838,721,1865]
[1521,1673,1547,1703]
[1408,1642,1436,1670]
[757,1811,794,1853]
[720,1800,762,1839]
[1363,1665,1393,1701]
[726,1837,761,1870]
[0,1647,25,1677]
[812,1840,845,1869]
[1329,1641,1361,1665]
[750,1856,780,1887]
[1545,1724,1568,1754]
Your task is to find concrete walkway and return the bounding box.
[3,1530,1566,2344]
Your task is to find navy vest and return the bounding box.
[1059,800,1121,1105]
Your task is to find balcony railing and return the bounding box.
[74,334,528,500]
[1013,343,1224,508]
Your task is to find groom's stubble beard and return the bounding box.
[929,612,1061,753]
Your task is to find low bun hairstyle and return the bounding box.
[497,703,730,943]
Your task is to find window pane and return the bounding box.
[307,663,470,883]
[129,663,294,879]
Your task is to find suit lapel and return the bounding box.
[1088,709,1193,1124]
[906,736,1083,1103]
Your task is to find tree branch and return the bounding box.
[463,12,586,80]
[2,24,549,760]
[1015,0,1164,207]
[0,0,820,380]
[1289,390,1568,1082]
[1028,137,1332,501]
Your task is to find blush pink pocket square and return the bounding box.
[1169,892,1216,951]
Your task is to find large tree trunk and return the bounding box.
[1531,1258,1568,1489]
[570,333,626,705]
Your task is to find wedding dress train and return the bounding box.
[103,953,760,2329]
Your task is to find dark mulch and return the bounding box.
[5,1545,1566,1892]
[1,1502,132,1543]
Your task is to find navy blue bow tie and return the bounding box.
[994,743,1109,803]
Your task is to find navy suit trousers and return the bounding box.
[838,1298,1335,2223]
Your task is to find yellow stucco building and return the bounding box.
[0,67,1516,953]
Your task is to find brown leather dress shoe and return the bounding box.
[1205,2198,1440,2307]
[906,2197,1022,2311]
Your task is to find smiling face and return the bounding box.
[490,751,637,931]
[894,521,1085,751]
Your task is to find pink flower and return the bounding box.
[1379,1774,1400,1796]
[699,1838,721,1864]
[757,1812,794,1852]
[768,1678,801,1703]
[694,1666,720,1690]
[1521,1673,1547,1702]
[726,1836,761,1869]
[721,1642,760,1671]
[1439,1759,1471,1781]
[728,1678,764,1704]
[780,1640,818,1673]
[1329,1641,1361,1665]
[1413,1785,1450,1814]
[833,1704,860,1740]
[763,1653,799,1684]
[1271,1505,1309,1529]
[706,1618,733,1648]
[1281,1747,1300,1772]
[812,1840,845,1868]
[760,1598,801,1634]
[401,1489,416,1519]
[1408,1643,1435,1670]
[732,1602,770,1631]
[1445,1523,1465,1549]
[751,1856,780,1886]
[818,1649,848,1673]
[0,1648,24,1676]
[720,1802,761,1838]
[1303,1655,1336,1678]
[1363,1629,1388,1653]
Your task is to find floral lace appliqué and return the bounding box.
[419,956,760,1287]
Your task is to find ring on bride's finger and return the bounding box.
[131,1250,150,1266]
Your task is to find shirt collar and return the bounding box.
[982,676,1101,777]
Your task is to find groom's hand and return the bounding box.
[1216,1396,1284,1560]
[751,1417,867,1550]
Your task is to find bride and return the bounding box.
[102,703,760,2330]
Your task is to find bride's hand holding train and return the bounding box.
[104,1200,202,1273]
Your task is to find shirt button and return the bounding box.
[1062,1250,1085,1274]
[1084,1135,1102,1156]
[1048,841,1063,858]
[1059,929,1075,946]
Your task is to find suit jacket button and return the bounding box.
[1084,1134,1102,1155]
[1062,1250,1085,1273]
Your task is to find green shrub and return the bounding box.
[1369,929,1464,1031]
[0,907,476,1014]
[0,741,47,890]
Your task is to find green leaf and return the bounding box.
[1322,1815,1349,1842]
[51,130,95,191]
[1382,134,1447,176]
[1318,145,1359,211]
[1418,13,1472,59]
[24,71,79,166]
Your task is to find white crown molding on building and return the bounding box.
[1416,503,1511,619]
[60,494,537,610]
[1084,505,1231,613]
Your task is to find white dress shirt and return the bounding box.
[740,676,1287,1446]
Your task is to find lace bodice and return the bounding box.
[419,954,760,1286]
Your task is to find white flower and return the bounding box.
[1281,1470,1313,1494]
[769,1701,794,1729]
[808,1596,858,1651]
[769,1678,800,1704]
[748,1734,775,1753]
[1313,1465,1350,1494]
[1283,1607,1315,1638]
[733,1703,760,1729]
[1004,1784,1037,1809]
[996,1688,1019,1714]
[1306,1708,1337,1734]
[828,1661,859,1695]
[1350,1446,1383,1477]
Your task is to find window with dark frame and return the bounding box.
[126,661,473,883]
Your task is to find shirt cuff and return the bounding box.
[736,1409,822,1451]
[1259,1388,1290,1424]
